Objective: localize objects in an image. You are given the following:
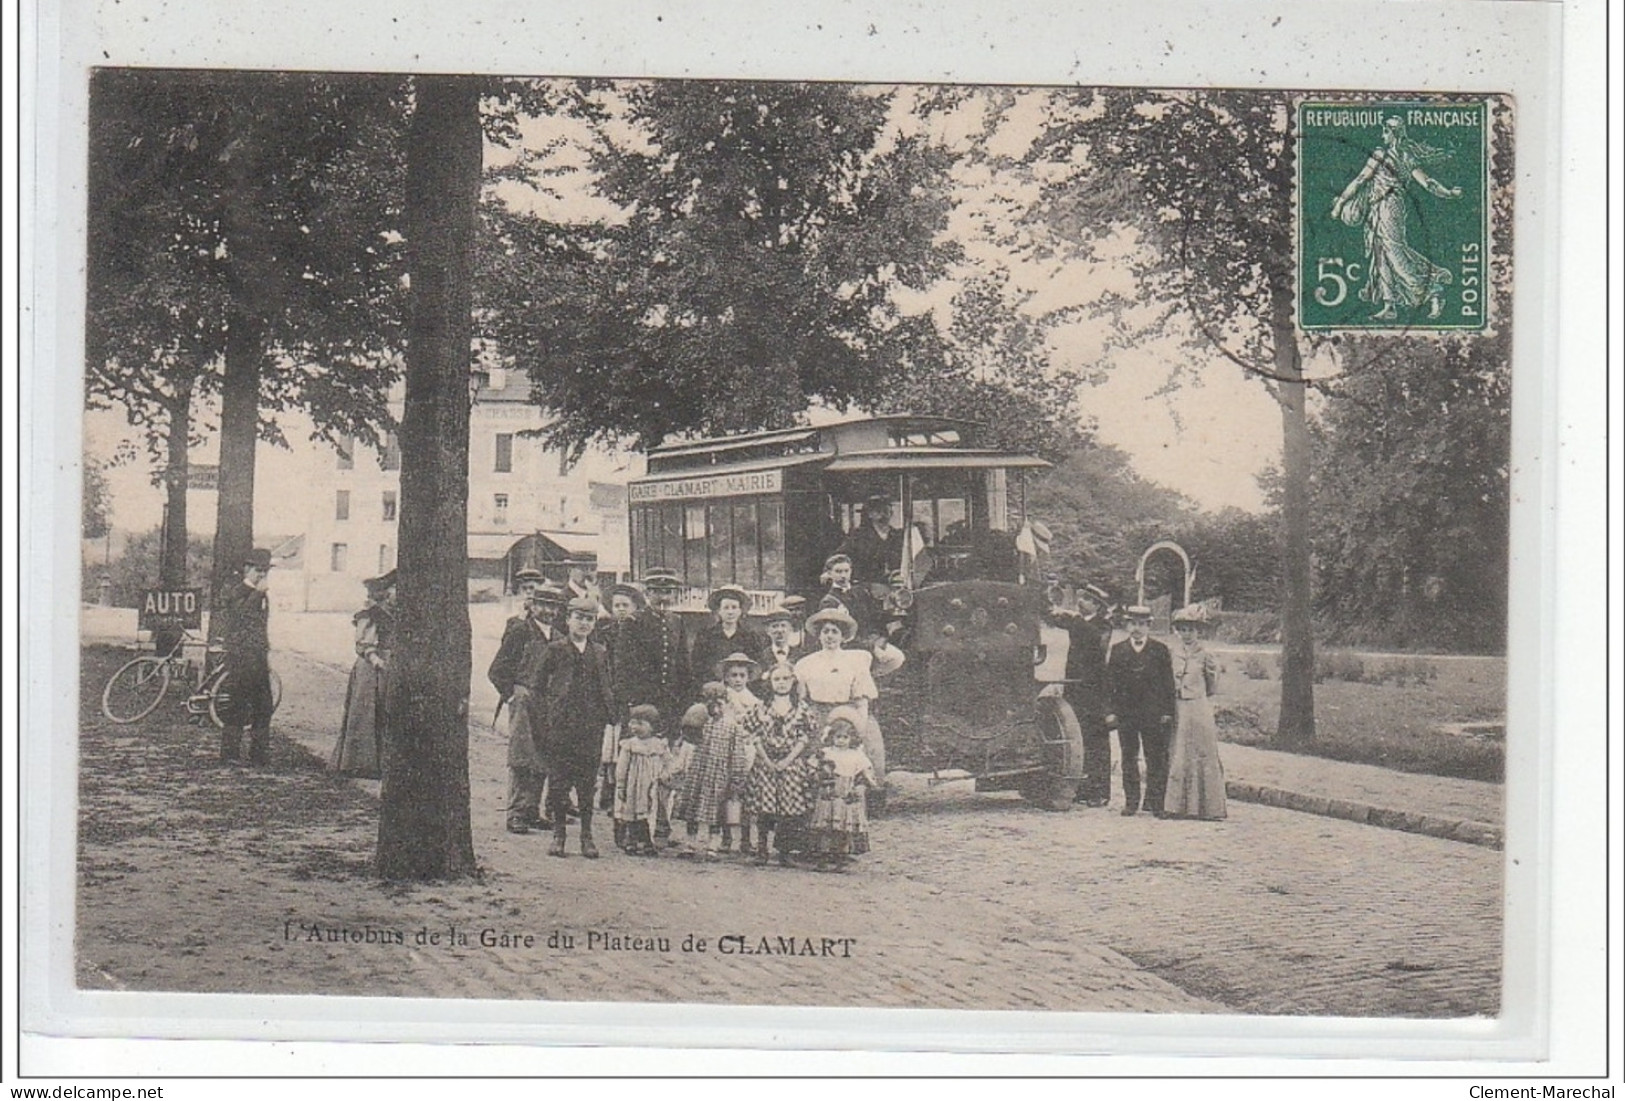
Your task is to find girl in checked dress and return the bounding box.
[741,662,820,865]
[675,683,753,861]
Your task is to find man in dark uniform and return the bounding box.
[1044,581,1114,806]
[638,567,691,734]
[490,570,566,834]
[1105,604,1177,816]
[215,548,276,765]
[838,493,904,586]
[518,596,617,858]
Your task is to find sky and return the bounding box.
[86,79,1290,539]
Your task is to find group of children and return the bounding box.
[609,654,880,872]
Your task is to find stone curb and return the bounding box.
[1225,781,1504,850]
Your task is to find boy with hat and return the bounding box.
[215,548,277,765]
[514,595,617,856]
[492,570,567,833]
[1105,604,1177,816]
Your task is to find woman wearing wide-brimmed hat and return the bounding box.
[1163,603,1226,820]
[331,571,397,778]
[793,605,886,778]
[687,584,766,701]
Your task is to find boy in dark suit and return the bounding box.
[515,597,617,857]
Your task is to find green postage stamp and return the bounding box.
[1297,99,1490,332]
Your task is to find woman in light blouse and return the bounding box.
[794,605,886,778]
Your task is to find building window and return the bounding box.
[335,490,350,521]
[331,543,348,573]
[380,432,401,472]
[494,433,514,473]
[335,436,354,470]
[379,544,391,572]
[493,493,509,524]
[382,490,397,522]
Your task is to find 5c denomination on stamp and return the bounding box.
[1297,98,1493,332]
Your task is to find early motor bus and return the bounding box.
[627,415,1087,810]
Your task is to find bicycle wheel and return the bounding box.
[207,669,233,729]
[209,668,283,728]
[101,657,172,723]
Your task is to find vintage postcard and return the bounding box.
[19,0,1598,1077]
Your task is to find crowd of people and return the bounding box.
[479,564,895,870]
[208,494,1226,864]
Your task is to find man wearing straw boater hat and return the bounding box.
[215,547,277,766]
[491,570,568,834]
[1105,603,1177,816]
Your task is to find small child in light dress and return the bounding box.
[806,710,879,872]
[613,704,669,856]
[675,683,753,861]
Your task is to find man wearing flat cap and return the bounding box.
[1044,580,1114,806]
[491,569,567,833]
[1106,604,1177,816]
[516,595,618,858]
[837,493,904,587]
[215,548,277,765]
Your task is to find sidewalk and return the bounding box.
[1220,742,1504,849]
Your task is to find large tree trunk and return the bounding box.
[376,75,481,880]
[153,379,193,655]
[208,314,263,612]
[1271,286,1317,746]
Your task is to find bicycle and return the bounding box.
[100,630,282,727]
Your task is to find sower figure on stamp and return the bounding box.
[1105,604,1176,817]
[1044,580,1113,807]
[519,596,618,858]
[490,571,566,834]
[214,548,277,766]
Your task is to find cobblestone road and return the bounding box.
[75,646,1502,1018]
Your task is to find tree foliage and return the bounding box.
[87,69,411,449]
[477,80,1079,457]
[1304,336,1510,654]
[1028,87,1320,743]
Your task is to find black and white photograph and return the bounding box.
[15,0,1614,1081]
